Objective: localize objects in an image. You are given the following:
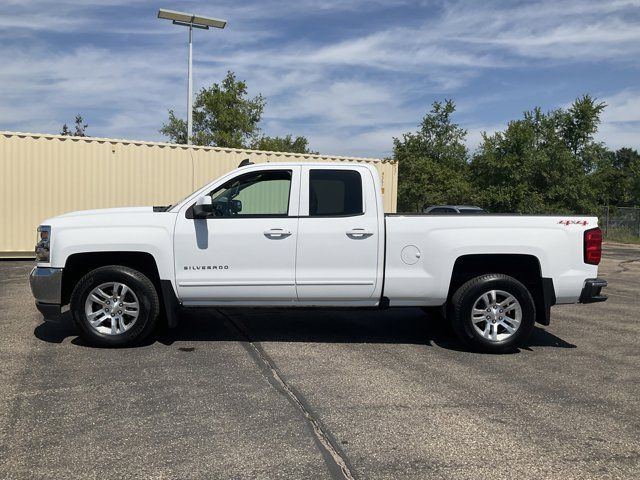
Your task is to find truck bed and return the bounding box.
[382,214,598,306]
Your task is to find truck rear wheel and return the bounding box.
[449,274,535,353]
[70,265,160,347]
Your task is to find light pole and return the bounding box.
[158,9,227,145]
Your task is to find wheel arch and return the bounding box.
[447,253,555,325]
[62,251,178,327]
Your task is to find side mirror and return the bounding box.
[193,196,213,218]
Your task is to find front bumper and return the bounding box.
[579,278,608,303]
[30,267,63,318]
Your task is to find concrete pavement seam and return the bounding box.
[215,308,356,480]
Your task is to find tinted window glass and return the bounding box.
[207,170,291,217]
[309,170,363,216]
[458,208,486,214]
[429,207,455,214]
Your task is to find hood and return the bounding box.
[40,206,172,228]
[54,206,154,219]
[38,205,177,269]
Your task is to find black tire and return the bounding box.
[70,265,160,347]
[449,274,536,353]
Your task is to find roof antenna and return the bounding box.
[238,158,254,167]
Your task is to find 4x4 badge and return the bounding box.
[558,220,588,226]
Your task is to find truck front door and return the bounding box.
[174,167,300,304]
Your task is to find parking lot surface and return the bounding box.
[1,244,639,479]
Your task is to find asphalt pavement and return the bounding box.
[0,244,638,479]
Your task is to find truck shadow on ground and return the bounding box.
[34,307,576,353]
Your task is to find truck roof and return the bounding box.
[238,161,378,169]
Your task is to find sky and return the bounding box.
[0,0,639,158]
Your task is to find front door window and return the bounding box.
[207,170,292,217]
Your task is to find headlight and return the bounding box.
[35,225,51,262]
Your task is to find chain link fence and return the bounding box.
[599,206,640,242]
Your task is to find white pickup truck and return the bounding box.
[30,161,607,352]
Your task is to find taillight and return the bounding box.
[584,227,602,265]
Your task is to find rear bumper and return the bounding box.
[30,267,63,318]
[579,278,608,303]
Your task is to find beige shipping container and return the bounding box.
[0,131,398,257]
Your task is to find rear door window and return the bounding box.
[309,170,363,216]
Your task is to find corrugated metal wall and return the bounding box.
[0,132,398,256]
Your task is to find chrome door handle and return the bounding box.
[346,228,373,238]
[264,228,292,238]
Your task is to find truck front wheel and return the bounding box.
[70,265,160,347]
[449,274,535,353]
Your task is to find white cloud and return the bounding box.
[601,90,640,124]
[306,126,406,159]
[597,122,640,151]
[435,0,640,61]
[0,43,185,139]
[0,0,639,157]
[596,90,640,150]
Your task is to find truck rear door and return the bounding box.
[295,166,382,303]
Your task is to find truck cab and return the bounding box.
[174,163,385,306]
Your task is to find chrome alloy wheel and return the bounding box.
[84,282,140,335]
[471,289,522,342]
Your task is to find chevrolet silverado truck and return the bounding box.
[30,162,607,352]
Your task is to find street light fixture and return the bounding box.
[157,8,227,145]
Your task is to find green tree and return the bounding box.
[250,134,317,154]
[394,100,471,212]
[470,96,607,214]
[559,95,606,171]
[630,151,640,206]
[161,71,265,148]
[61,115,88,137]
[161,71,314,154]
[590,147,640,206]
[160,111,187,144]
